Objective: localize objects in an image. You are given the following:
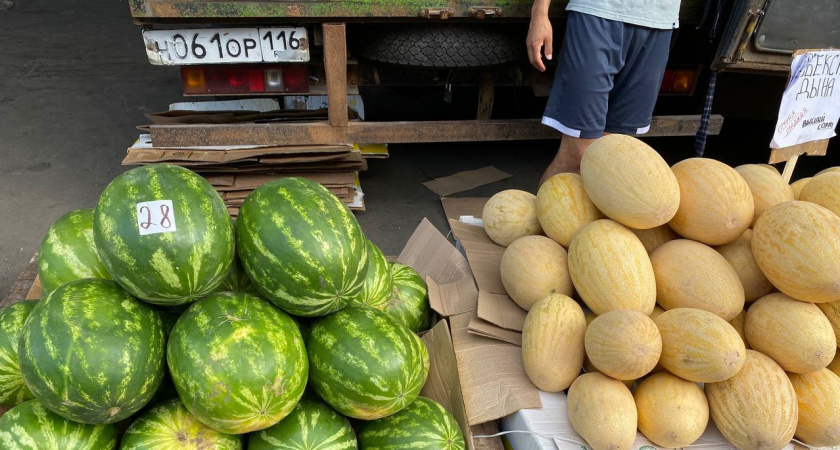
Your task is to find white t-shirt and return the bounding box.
[567,0,681,29]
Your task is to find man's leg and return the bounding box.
[540,134,595,184]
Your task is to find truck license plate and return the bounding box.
[142,28,309,65]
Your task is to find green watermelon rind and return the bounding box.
[352,240,392,310]
[385,263,432,333]
[248,398,357,450]
[215,256,259,295]
[236,177,368,317]
[307,306,430,420]
[38,209,112,294]
[167,292,309,434]
[0,400,117,450]
[18,279,166,424]
[94,164,235,306]
[358,397,466,450]
[0,301,37,407]
[120,398,242,450]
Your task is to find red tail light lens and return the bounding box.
[659,67,699,95]
[181,65,308,95]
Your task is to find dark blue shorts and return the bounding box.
[542,11,673,139]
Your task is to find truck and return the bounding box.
[128,0,839,149]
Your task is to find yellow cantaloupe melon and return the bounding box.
[715,229,774,302]
[585,310,661,380]
[817,167,840,176]
[669,158,754,245]
[650,239,745,321]
[630,224,678,254]
[536,173,603,247]
[800,172,840,217]
[655,308,746,382]
[634,372,709,448]
[817,300,840,347]
[790,177,812,200]
[567,220,656,316]
[789,369,840,447]
[521,294,586,392]
[482,190,542,247]
[829,353,840,377]
[735,164,795,227]
[705,350,797,450]
[567,372,638,450]
[580,135,680,229]
[728,310,749,349]
[752,201,840,303]
[744,293,836,374]
[500,235,574,310]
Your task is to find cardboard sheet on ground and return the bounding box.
[477,290,526,332]
[468,316,522,346]
[423,166,511,197]
[450,312,540,425]
[442,197,489,221]
[448,219,506,295]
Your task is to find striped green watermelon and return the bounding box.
[357,397,465,450]
[385,263,431,333]
[248,398,357,450]
[236,177,368,317]
[352,240,392,310]
[0,400,117,450]
[38,209,112,295]
[167,292,308,434]
[215,256,258,295]
[18,279,166,424]
[94,164,234,306]
[0,301,37,407]
[307,306,430,420]
[120,398,242,450]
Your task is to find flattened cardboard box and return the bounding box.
[400,219,540,435]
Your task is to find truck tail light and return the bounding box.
[181,65,309,95]
[660,67,699,95]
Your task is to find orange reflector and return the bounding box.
[673,69,695,93]
[182,67,206,94]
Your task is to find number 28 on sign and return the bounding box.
[137,200,177,236]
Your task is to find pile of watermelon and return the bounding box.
[0,165,465,449]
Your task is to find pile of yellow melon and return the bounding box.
[484,135,840,450]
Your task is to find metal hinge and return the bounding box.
[419,7,453,19]
[469,7,502,18]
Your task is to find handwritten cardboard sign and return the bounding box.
[771,49,840,149]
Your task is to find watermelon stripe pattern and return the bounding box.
[38,209,111,294]
[248,398,357,450]
[386,263,431,333]
[237,177,368,317]
[353,240,392,310]
[0,301,37,407]
[18,279,166,424]
[121,399,242,450]
[94,164,234,305]
[0,400,117,450]
[308,306,430,420]
[167,292,308,434]
[216,256,259,295]
[358,397,465,450]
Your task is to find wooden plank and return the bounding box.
[323,23,348,128]
[768,139,829,164]
[150,115,723,147]
[476,72,495,120]
[1,253,38,308]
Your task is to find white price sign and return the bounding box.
[136,200,177,236]
[771,50,840,148]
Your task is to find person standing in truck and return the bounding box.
[528,0,680,184]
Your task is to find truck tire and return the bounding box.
[354,26,523,68]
